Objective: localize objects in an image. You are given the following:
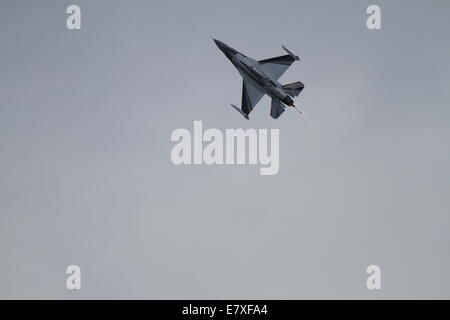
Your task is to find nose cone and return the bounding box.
[213,38,238,61]
[212,38,222,47]
[212,38,225,50]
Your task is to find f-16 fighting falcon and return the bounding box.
[213,38,304,120]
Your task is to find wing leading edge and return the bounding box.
[241,78,265,116]
[270,98,285,119]
[257,54,295,81]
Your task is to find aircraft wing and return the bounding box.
[241,77,266,115]
[257,55,296,81]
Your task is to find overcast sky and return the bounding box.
[1,0,450,299]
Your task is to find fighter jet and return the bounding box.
[213,39,304,120]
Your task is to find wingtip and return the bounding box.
[282,45,300,61]
[230,104,250,120]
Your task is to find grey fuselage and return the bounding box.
[231,53,295,106]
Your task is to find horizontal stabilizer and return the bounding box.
[231,104,250,120]
[282,81,304,97]
[270,98,286,119]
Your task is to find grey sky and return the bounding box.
[1,0,450,299]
